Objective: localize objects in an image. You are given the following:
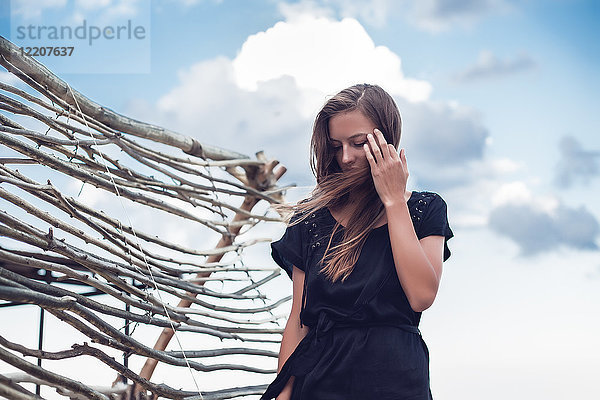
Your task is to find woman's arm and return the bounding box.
[363,129,445,312]
[386,201,445,312]
[276,265,310,400]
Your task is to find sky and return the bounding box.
[1,0,599,399]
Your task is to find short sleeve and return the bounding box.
[271,213,305,280]
[417,193,454,262]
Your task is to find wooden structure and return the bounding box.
[0,36,294,399]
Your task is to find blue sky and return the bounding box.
[1,0,599,399]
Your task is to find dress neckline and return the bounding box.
[325,191,416,230]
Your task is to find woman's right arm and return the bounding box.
[276,265,310,400]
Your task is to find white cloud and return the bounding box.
[128,57,314,184]
[487,183,599,255]
[554,135,600,188]
[489,201,599,255]
[454,50,537,83]
[491,181,533,207]
[232,13,432,107]
[489,158,521,174]
[492,181,559,213]
[398,98,489,187]
[154,57,308,143]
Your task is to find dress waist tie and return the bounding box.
[260,312,428,400]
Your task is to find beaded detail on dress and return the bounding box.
[306,214,321,249]
[409,191,437,231]
[299,211,321,328]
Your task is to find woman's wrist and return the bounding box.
[384,198,410,211]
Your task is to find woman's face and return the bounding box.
[328,110,376,172]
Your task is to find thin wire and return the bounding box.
[65,83,203,398]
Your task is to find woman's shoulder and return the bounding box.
[408,190,448,223]
[411,190,444,199]
[410,190,453,260]
[409,190,446,206]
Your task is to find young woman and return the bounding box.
[261,84,453,400]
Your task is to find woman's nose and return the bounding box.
[341,146,353,164]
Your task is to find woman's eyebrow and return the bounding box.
[329,133,368,142]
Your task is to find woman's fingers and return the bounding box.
[366,133,381,162]
[367,129,391,163]
[400,148,409,177]
[374,129,390,159]
[389,144,399,160]
[363,143,376,168]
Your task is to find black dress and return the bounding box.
[261,191,454,400]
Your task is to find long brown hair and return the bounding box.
[276,83,402,283]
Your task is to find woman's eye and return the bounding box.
[354,142,367,147]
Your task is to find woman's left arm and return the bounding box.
[385,202,445,312]
[364,129,445,312]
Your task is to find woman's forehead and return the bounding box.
[328,111,374,141]
[329,132,368,142]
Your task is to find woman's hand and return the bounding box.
[363,128,409,207]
